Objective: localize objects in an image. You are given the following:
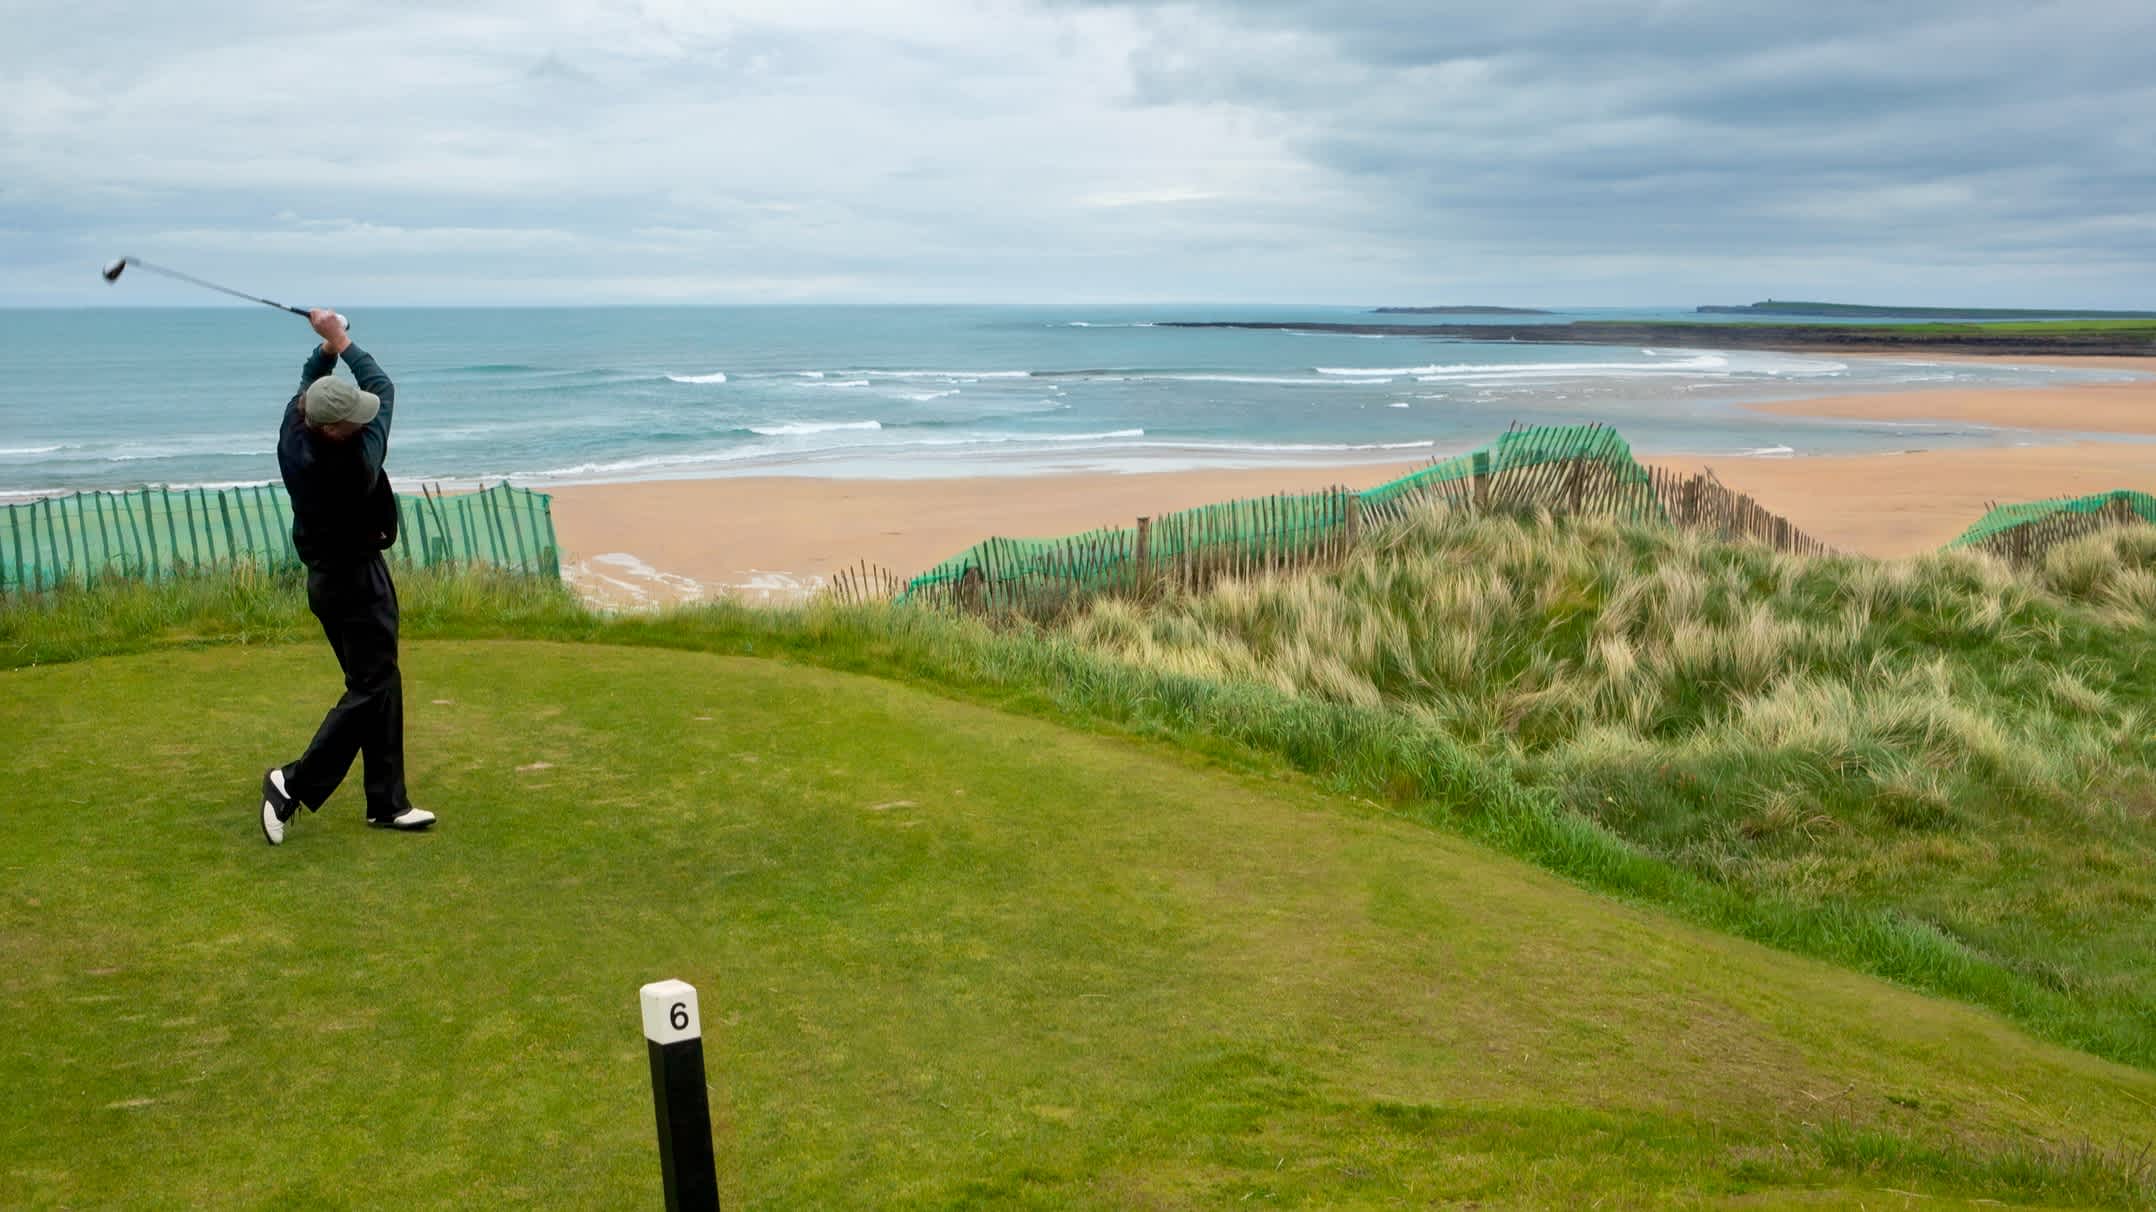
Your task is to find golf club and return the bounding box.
[102,257,348,330]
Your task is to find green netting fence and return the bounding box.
[1944,489,2156,562]
[0,482,559,594]
[894,420,2148,615]
[899,424,1665,610]
[1355,421,1659,520]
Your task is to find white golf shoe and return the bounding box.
[367,807,437,831]
[261,767,299,846]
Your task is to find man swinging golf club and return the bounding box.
[260,309,436,843]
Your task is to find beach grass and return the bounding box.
[1059,510,2156,1067]
[6,639,2155,1207]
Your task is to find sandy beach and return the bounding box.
[549,357,2155,606]
[1753,354,2156,436]
[553,465,1421,606]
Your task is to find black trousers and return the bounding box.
[287,553,412,820]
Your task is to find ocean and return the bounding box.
[0,305,2137,499]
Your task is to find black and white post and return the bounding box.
[641,979,721,1212]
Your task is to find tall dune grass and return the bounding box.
[1067,506,2156,801]
[1062,505,2156,1053]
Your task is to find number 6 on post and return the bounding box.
[640,979,721,1211]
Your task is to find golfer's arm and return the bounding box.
[341,345,396,473]
[297,345,336,395]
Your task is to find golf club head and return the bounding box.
[102,258,130,283]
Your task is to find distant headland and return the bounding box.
[1370,305,1553,315]
[1700,299,2156,320]
[1158,318,2156,357]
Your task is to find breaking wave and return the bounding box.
[748,420,884,437]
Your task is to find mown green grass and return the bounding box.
[6,641,2154,1207]
[8,541,2156,1084]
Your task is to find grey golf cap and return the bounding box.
[303,376,380,428]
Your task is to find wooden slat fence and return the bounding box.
[0,481,560,595]
[1954,492,2154,564]
[889,422,1847,620]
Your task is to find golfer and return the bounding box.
[259,309,436,843]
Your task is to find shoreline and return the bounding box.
[9,349,2144,607]
[550,355,2156,607]
[1158,320,2156,358]
[1751,353,2156,436]
[553,444,2156,607]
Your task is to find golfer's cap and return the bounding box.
[304,377,380,428]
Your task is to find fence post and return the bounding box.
[640,979,721,1212]
[56,495,80,587]
[538,493,560,578]
[38,497,61,591]
[90,491,113,582]
[1134,515,1152,598]
[216,493,238,567]
[503,486,533,574]
[7,504,24,592]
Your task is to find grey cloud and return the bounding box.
[2,0,2151,305]
[1093,0,2156,295]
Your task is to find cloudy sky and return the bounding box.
[5,0,2152,307]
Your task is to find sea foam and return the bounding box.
[1143,373,1391,385]
[873,370,1032,379]
[1322,355,1740,379]
[749,420,884,436]
[1147,439,1438,453]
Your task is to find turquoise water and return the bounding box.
[0,305,2137,498]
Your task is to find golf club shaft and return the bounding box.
[120,258,348,329]
[123,258,305,314]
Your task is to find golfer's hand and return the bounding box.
[309,308,351,355]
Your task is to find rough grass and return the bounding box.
[6,642,2155,1207]
[1059,511,2156,1069]
[0,561,587,668]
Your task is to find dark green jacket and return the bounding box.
[276,344,398,570]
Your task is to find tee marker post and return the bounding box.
[640,979,721,1212]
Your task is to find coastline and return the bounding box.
[1157,320,2156,357]
[554,464,1422,607]
[1751,353,2156,435]
[550,355,2156,607]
